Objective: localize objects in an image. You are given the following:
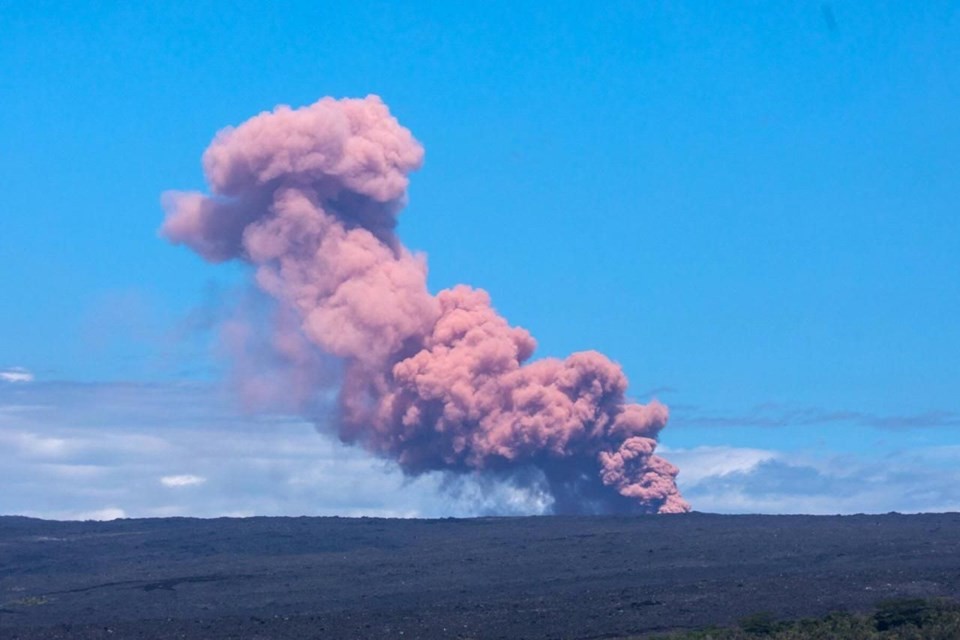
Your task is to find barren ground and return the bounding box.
[1,513,958,639]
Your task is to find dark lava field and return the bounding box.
[1,512,959,639]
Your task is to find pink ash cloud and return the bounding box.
[162,95,690,514]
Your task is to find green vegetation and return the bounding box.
[643,599,960,640]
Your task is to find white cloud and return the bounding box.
[39,463,110,479]
[2,380,959,519]
[0,428,171,462]
[160,474,206,488]
[0,380,534,520]
[678,455,960,515]
[5,432,74,458]
[664,445,779,486]
[0,367,34,383]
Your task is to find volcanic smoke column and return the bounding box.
[162,95,690,514]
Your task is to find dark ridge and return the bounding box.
[1,512,958,639]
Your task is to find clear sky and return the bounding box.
[2,2,959,518]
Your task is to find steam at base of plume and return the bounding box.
[162,95,690,515]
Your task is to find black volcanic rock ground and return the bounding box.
[1,513,958,639]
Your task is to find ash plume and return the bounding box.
[162,95,690,514]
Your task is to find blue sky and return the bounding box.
[2,2,958,517]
